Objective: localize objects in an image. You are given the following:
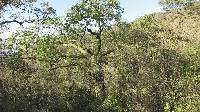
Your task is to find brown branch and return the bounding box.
[0,19,36,26]
[87,28,99,35]
[86,28,105,56]
[80,26,95,55]
[96,27,103,56]
[87,28,102,55]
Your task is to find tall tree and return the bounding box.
[63,0,124,100]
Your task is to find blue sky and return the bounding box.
[48,0,163,22]
[1,0,163,39]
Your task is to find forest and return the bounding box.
[0,0,200,112]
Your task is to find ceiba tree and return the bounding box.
[64,0,124,100]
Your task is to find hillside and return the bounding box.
[0,1,200,112]
[131,4,200,52]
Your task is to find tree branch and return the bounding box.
[0,19,36,26]
[96,27,103,56]
[87,28,99,35]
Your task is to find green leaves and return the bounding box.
[65,0,123,31]
[1,0,200,111]
[159,0,200,10]
[41,17,61,25]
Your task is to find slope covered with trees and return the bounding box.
[0,0,200,112]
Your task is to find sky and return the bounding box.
[0,0,163,39]
[48,0,163,22]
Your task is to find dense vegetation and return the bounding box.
[0,0,200,111]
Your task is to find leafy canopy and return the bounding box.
[65,0,124,32]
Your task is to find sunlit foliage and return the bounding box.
[0,0,200,112]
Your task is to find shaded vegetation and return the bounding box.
[0,0,200,111]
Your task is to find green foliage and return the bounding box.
[159,0,200,10]
[64,0,124,34]
[0,0,37,10]
[0,0,200,112]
